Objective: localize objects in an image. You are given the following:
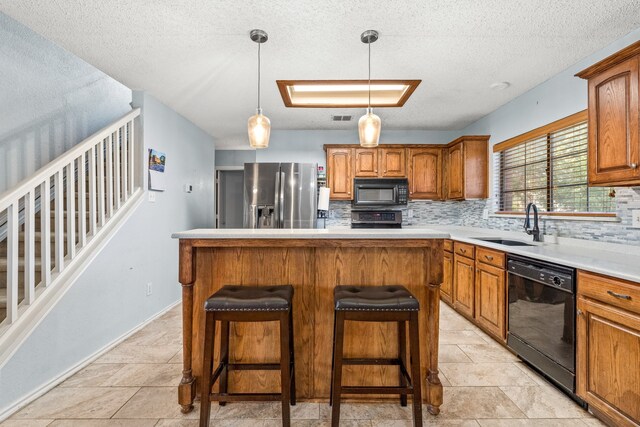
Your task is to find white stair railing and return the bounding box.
[0,108,141,331]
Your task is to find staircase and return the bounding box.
[0,108,142,362]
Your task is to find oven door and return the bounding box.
[507,260,576,391]
[353,183,398,207]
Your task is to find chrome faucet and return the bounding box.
[524,203,541,242]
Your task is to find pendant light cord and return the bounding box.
[368,40,371,109]
[257,41,261,110]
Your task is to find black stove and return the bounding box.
[350,210,402,228]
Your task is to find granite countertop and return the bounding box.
[171,228,450,240]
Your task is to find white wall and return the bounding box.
[461,27,640,146]
[217,128,460,167]
[0,12,132,194]
[0,92,215,413]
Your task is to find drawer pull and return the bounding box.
[577,309,583,316]
[460,248,466,253]
[607,290,632,300]
[631,163,638,169]
[484,255,494,261]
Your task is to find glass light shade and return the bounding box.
[358,107,381,147]
[247,109,271,149]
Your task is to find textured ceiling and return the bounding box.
[1,1,640,148]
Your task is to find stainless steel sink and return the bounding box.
[473,238,535,247]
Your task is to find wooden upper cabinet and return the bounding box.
[379,148,407,177]
[447,143,464,199]
[577,42,640,186]
[445,136,489,200]
[325,137,488,201]
[327,147,353,200]
[354,147,407,177]
[354,148,379,177]
[408,148,442,200]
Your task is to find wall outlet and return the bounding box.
[148,192,156,203]
[146,282,153,296]
[482,208,489,220]
[408,209,414,219]
[632,210,640,228]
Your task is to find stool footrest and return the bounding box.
[343,358,400,365]
[227,363,281,371]
[341,386,414,395]
[210,392,282,402]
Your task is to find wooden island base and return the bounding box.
[177,238,444,414]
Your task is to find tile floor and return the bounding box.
[3,302,604,426]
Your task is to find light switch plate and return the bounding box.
[482,208,489,220]
[632,209,640,228]
[148,192,156,203]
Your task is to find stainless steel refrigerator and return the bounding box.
[243,163,318,229]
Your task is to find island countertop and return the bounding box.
[171,227,450,239]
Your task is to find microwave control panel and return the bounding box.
[398,185,408,204]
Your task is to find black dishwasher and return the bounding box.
[507,254,583,404]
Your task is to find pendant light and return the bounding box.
[358,30,381,148]
[248,29,270,149]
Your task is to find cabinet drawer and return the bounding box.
[476,247,505,268]
[578,271,640,314]
[454,242,475,259]
[444,239,453,252]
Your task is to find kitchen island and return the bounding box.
[171,228,448,415]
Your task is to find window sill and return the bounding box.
[490,213,620,222]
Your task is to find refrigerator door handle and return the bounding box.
[274,172,281,228]
[279,171,285,228]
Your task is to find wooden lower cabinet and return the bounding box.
[577,271,640,426]
[453,253,475,318]
[442,250,453,304]
[475,262,506,341]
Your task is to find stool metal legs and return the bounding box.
[330,310,423,427]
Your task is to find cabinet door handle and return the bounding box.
[630,163,638,169]
[484,255,494,261]
[607,290,632,300]
[577,309,583,316]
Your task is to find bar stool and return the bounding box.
[330,285,422,427]
[199,285,296,427]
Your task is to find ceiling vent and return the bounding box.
[331,115,352,122]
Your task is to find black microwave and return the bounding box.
[352,178,409,207]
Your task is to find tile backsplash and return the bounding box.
[326,187,640,245]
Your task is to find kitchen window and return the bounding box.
[493,111,615,215]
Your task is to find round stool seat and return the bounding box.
[204,285,293,312]
[333,285,419,311]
